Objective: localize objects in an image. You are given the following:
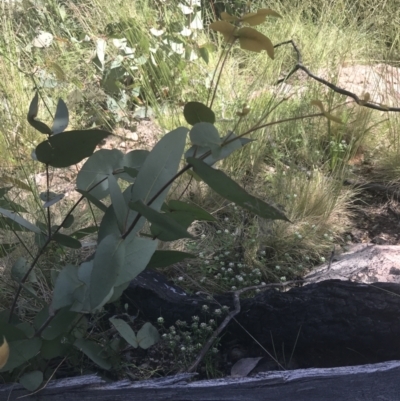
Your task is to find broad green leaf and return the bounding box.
[0,207,41,233]
[74,338,111,370]
[76,189,108,212]
[51,264,82,310]
[108,174,128,234]
[188,157,289,221]
[184,102,215,125]
[118,149,149,183]
[70,225,98,240]
[53,233,82,249]
[0,338,9,369]
[130,201,193,240]
[19,370,43,391]
[109,317,138,348]
[0,322,27,342]
[34,306,79,341]
[209,21,237,43]
[40,337,68,360]
[237,27,274,57]
[118,236,157,286]
[15,322,34,338]
[27,93,52,135]
[107,281,130,303]
[0,338,42,372]
[52,98,69,134]
[70,261,93,313]
[150,211,194,241]
[190,122,221,158]
[77,149,124,200]
[110,127,188,240]
[166,200,215,221]
[147,250,195,269]
[62,214,74,229]
[90,234,126,310]
[35,129,110,168]
[137,322,159,349]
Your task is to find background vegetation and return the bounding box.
[0,0,400,384]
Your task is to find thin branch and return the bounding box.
[274,39,400,112]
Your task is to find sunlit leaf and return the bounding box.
[241,12,267,26]
[220,12,238,22]
[209,21,237,43]
[257,8,282,18]
[237,27,274,57]
[310,99,325,112]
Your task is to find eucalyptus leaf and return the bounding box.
[35,129,110,168]
[27,93,53,135]
[184,102,215,125]
[74,338,111,370]
[62,214,74,229]
[188,158,289,221]
[108,174,128,234]
[130,201,193,240]
[51,264,82,311]
[52,98,69,134]
[0,208,41,233]
[109,317,138,348]
[11,257,37,283]
[70,225,98,240]
[53,233,82,249]
[136,322,160,349]
[90,234,126,310]
[76,189,108,212]
[0,338,42,372]
[190,122,221,158]
[77,149,124,200]
[146,250,195,269]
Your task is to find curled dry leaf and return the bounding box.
[0,337,10,369]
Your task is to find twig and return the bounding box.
[274,40,400,113]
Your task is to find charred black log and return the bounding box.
[123,271,400,368]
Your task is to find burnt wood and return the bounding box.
[1,361,400,401]
[123,271,400,367]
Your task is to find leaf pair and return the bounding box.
[210,21,274,57]
[27,92,69,135]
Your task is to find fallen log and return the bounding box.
[123,270,400,368]
[1,361,400,401]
